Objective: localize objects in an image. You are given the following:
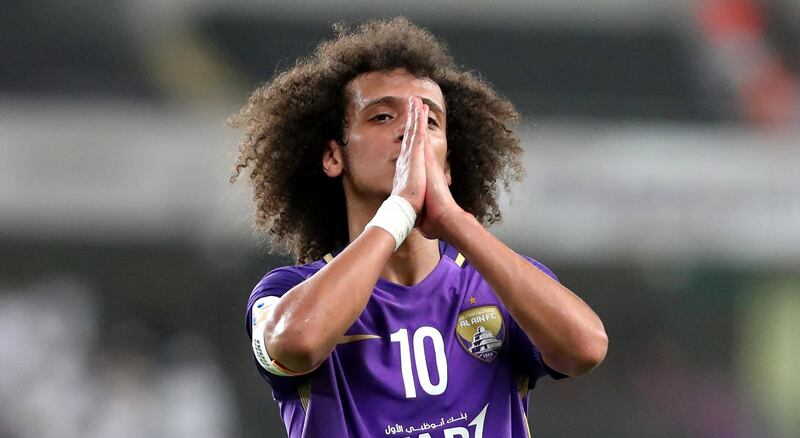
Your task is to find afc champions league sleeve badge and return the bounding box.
[456,305,505,363]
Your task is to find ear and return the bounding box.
[444,158,452,186]
[322,139,344,178]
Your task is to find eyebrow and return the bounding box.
[361,96,446,118]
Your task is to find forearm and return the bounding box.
[441,210,608,376]
[264,227,395,372]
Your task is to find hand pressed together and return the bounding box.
[390,96,465,241]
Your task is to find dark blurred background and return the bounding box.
[1,1,799,437]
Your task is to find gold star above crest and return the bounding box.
[468,297,477,304]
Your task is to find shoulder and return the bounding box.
[247,258,326,308]
[244,258,327,333]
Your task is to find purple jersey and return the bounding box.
[245,242,565,438]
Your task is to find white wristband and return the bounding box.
[365,195,417,250]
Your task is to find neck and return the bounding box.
[346,194,441,287]
[383,231,441,286]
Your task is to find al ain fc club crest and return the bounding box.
[456,305,504,362]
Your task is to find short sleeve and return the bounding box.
[245,267,309,398]
[507,257,569,388]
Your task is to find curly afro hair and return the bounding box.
[230,17,524,263]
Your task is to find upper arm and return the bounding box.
[246,268,317,385]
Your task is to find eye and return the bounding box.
[427,117,440,127]
[370,113,393,122]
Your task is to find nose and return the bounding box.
[394,117,406,143]
[395,97,419,143]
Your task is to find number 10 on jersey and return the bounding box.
[390,327,448,398]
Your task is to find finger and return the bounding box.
[423,139,436,173]
[424,138,447,186]
[407,102,420,155]
[401,97,415,155]
[408,102,427,172]
[418,104,429,151]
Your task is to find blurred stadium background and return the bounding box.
[1,0,799,437]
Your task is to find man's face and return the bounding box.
[333,68,448,201]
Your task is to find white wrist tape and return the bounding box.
[365,195,417,250]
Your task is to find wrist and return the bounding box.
[396,194,420,214]
[435,207,475,244]
[365,195,417,250]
